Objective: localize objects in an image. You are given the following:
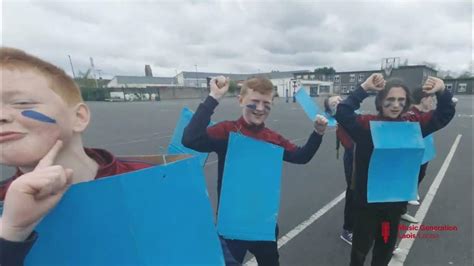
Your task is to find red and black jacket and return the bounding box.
[182,96,323,200]
[0,148,153,266]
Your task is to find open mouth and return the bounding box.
[252,111,265,119]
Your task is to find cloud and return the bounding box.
[2,0,472,78]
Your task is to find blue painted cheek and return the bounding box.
[246,104,257,111]
[246,104,271,113]
[21,110,57,124]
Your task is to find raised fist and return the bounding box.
[361,73,386,91]
[423,76,445,94]
[314,114,329,135]
[209,76,230,101]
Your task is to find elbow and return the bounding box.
[181,128,194,149]
[300,156,312,164]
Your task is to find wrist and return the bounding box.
[314,128,325,135]
[1,226,32,242]
[209,92,221,101]
[361,82,370,91]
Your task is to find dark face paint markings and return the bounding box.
[383,98,406,108]
[246,103,271,113]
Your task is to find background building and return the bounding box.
[443,77,473,94]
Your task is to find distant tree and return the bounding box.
[314,67,336,75]
[228,80,240,94]
[458,71,473,79]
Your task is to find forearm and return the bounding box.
[283,131,322,164]
[182,96,219,152]
[0,232,37,266]
[421,89,455,136]
[335,86,368,142]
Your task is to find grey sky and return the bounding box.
[2,0,472,78]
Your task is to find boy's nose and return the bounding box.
[255,103,265,111]
[0,108,14,123]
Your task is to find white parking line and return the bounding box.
[246,191,346,265]
[389,134,462,266]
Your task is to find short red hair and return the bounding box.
[0,47,83,106]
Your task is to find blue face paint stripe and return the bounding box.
[21,110,57,124]
[246,104,271,113]
[246,104,257,110]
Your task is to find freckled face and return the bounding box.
[0,67,74,167]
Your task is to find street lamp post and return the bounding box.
[292,80,297,103]
[195,64,201,100]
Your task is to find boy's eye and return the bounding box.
[12,101,37,107]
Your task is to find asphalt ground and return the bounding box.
[1,94,472,266]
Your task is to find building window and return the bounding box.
[320,85,330,94]
[303,75,309,80]
[350,74,356,82]
[445,83,453,92]
[310,74,315,79]
[342,86,347,93]
[358,74,364,82]
[296,75,302,79]
[350,85,355,91]
[334,75,340,83]
[458,83,467,93]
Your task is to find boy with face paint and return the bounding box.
[335,74,455,266]
[324,95,356,245]
[0,47,158,265]
[182,76,328,265]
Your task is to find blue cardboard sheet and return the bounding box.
[368,121,425,203]
[323,112,338,127]
[295,87,337,127]
[168,107,213,167]
[422,134,436,164]
[26,156,224,266]
[217,133,284,241]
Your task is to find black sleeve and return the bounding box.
[335,86,369,143]
[0,232,38,266]
[182,96,227,153]
[420,89,456,137]
[283,131,323,164]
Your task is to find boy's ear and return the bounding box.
[72,103,91,133]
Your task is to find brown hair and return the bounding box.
[240,76,274,97]
[0,47,83,106]
[375,78,412,115]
